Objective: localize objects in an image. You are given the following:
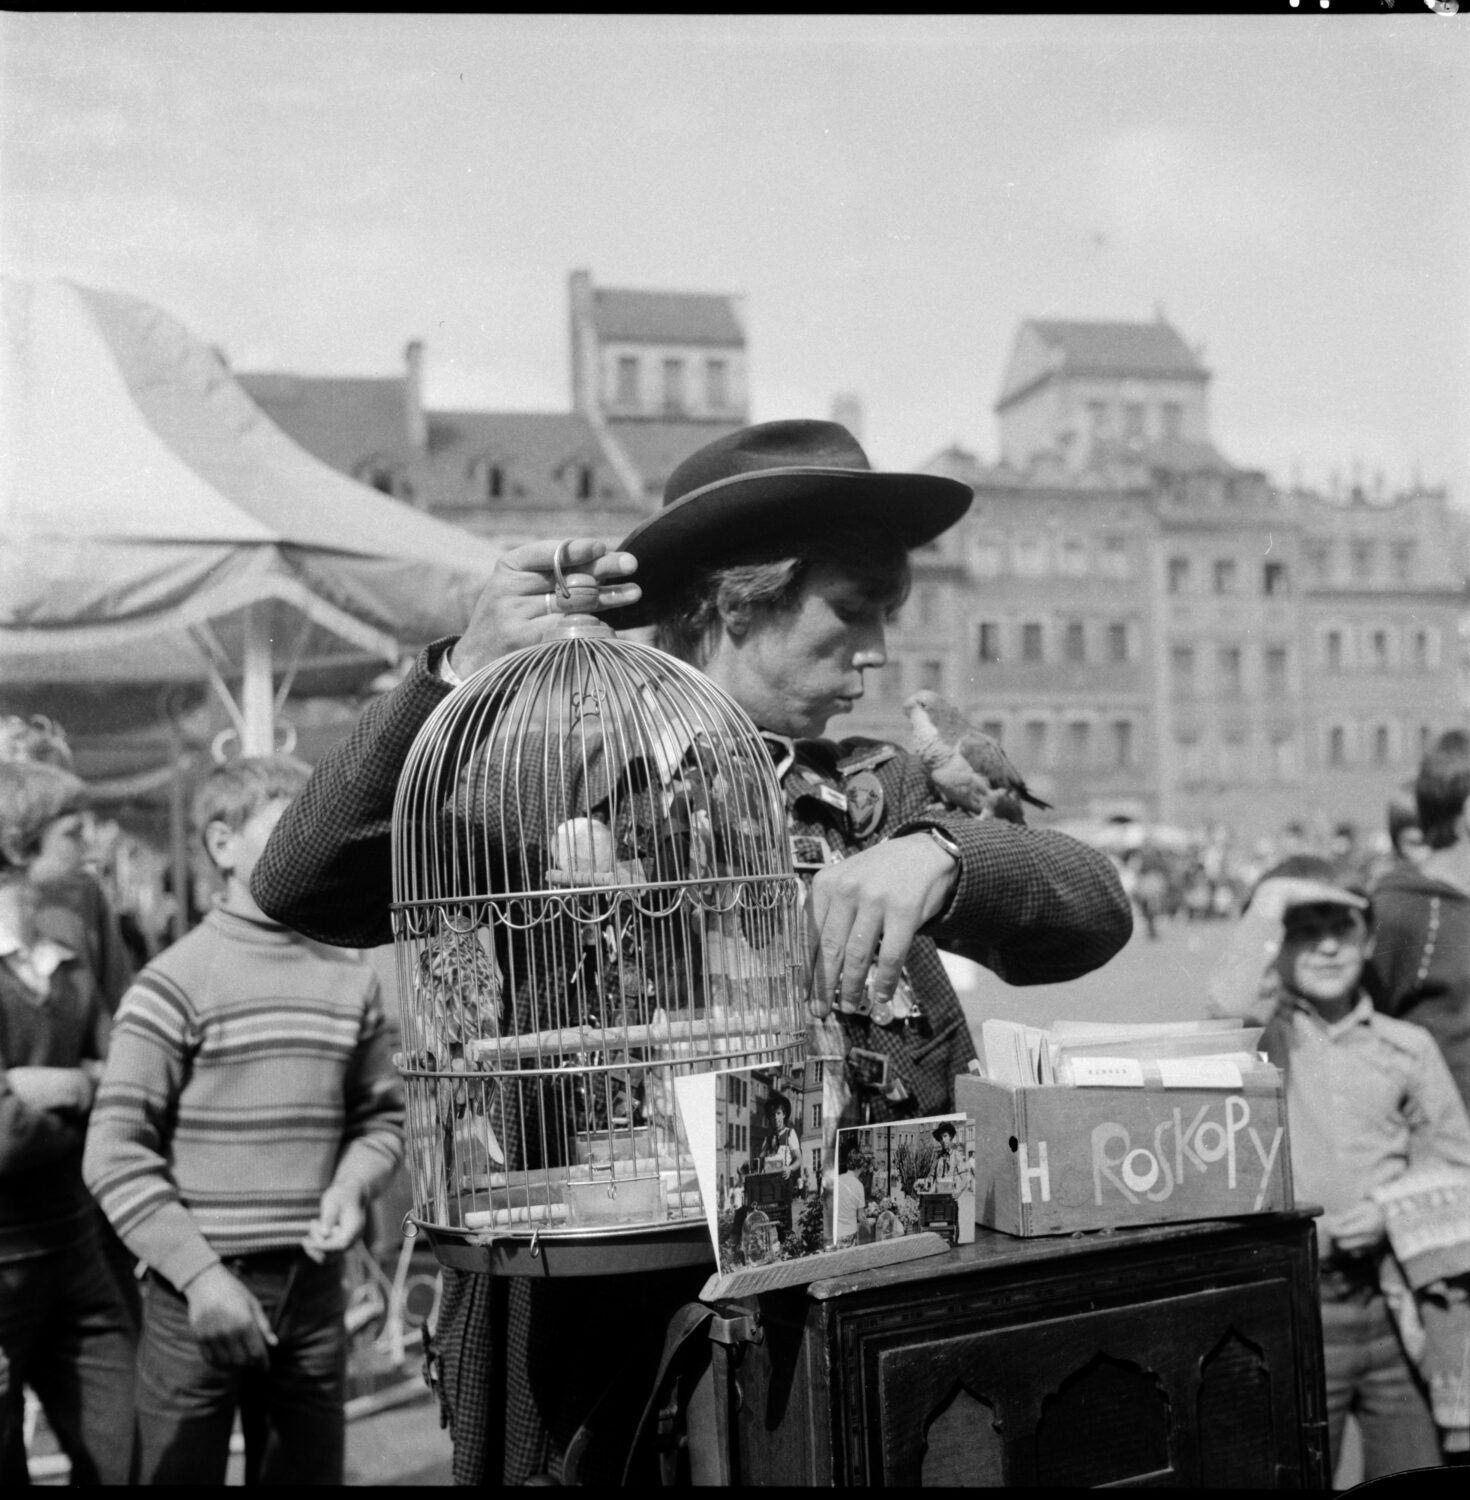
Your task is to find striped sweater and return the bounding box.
[83,903,404,1293]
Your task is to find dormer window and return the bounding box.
[577,464,594,501]
[615,356,639,408]
[705,358,728,411]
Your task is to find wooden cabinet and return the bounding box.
[727,1211,1328,1487]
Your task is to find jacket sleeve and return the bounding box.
[897,802,1134,986]
[1405,1031,1470,1176]
[250,639,455,948]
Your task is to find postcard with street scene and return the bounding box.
[831,1114,976,1250]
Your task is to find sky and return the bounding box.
[4,13,1467,501]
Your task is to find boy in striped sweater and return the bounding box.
[84,756,404,1485]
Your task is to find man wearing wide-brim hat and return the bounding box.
[251,420,1134,1484]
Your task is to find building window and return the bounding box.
[977,622,1002,663]
[1263,562,1287,597]
[1372,724,1391,766]
[1351,540,1374,582]
[1265,646,1289,696]
[1111,719,1134,769]
[1060,537,1088,577]
[1086,400,1108,439]
[1305,542,1330,583]
[662,357,685,414]
[705,358,728,411]
[1421,724,1435,755]
[970,539,1004,577]
[1168,557,1190,594]
[1024,720,1048,767]
[1213,558,1238,595]
[1171,645,1196,692]
[1064,622,1086,664]
[1218,646,1243,696]
[474,459,504,501]
[981,720,1005,744]
[1220,735,1248,782]
[576,464,594,501]
[914,586,938,627]
[809,1102,822,1131]
[1021,623,1044,663]
[1328,726,1347,767]
[1369,628,1390,671]
[1162,402,1183,441]
[1178,735,1203,785]
[1014,535,1048,577]
[1412,628,1436,670]
[1325,630,1344,672]
[615,355,639,407]
[1123,402,1145,443]
[1066,720,1092,765]
[1271,733,1298,783]
[1107,622,1129,664]
[1392,542,1415,583]
[1100,535,1130,579]
[920,660,943,693]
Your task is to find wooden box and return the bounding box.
[727,1212,1329,1487]
[956,1072,1293,1237]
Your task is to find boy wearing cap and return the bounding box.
[1208,855,1470,1480]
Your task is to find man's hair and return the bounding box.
[1416,729,1470,850]
[192,754,311,848]
[651,525,911,667]
[0,761,88,871]
[0,714,74,770]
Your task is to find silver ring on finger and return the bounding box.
[544,592,557,616]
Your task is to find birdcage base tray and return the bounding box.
[415,1218,716,1277]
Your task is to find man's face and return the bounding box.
[708,562,891,738]
[1275,903,1369,1008]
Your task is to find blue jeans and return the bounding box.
[134,1250,347,1486]
[1322,1287,1442,1482]
[0,1224,137,1486]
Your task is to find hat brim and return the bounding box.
[603,466,972,630]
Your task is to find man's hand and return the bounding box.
[1248,875,1366,929]
[1325,1198,1387,1257]
[304,1181,367,1262]
[184,1263,277,1371]
[448,539,642,679]
[809,833,960,1017]
[3,1065,96,1114]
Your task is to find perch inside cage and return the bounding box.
[391,616,807,1275]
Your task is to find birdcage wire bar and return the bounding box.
[391,628,807,1269]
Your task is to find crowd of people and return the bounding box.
[2,415,1467,1487]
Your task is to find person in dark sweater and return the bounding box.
[0,761,135,1486]
[1369,730,1470,1112]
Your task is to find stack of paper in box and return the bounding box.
[979,1018,1274,1091]
[958,1019,1293,1236]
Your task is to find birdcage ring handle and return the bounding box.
[551,539,575,603]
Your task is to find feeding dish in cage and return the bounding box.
[391,612,808,1275]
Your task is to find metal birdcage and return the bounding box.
[391,617,808,1275]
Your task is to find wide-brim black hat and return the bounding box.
[932,1121,958,1142]
[604,420,972,629]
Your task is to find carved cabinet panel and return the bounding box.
[732,1212,1328,1488]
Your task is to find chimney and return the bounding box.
[569,269,596,415]
[831,392,864,444]
[404,339,426,452]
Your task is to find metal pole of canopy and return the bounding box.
[240,601,275,755]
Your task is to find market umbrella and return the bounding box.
[0,275,505,754]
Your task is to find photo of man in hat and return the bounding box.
[250,418,1133,1484]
